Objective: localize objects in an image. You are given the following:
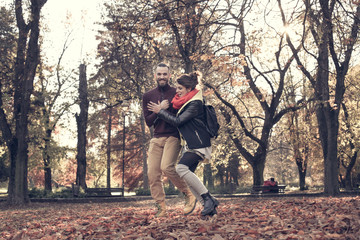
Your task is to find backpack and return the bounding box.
[203,103,220,138]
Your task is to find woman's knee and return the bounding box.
[176,164,189,178]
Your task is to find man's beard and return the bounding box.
[157,79,168,87]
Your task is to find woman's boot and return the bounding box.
[201,192,216,216]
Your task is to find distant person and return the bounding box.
[142,63,196,217]
[263,178,278,193]
[148,71,219,216]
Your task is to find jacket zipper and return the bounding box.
[160,88,164,102]
[195,130,203,144]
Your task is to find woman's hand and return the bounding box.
[159,100,169,109]
[147,101,162,114]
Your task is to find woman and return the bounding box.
[148,71,219,216]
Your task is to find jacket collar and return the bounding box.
[177,89,203,114]
[157,83,171,92]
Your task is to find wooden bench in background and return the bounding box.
[85,187,124,197]
[72,184,123,197]
[251,185,286,194]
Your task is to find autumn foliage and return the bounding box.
[1,196,359,239]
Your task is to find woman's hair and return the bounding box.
[176,71,202,90]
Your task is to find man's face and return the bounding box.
[155,66,170,87]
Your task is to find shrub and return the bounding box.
[135,187,180,196]
[135,188,151,196]
[28,187,80,198]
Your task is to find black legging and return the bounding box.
[178,152,201,173]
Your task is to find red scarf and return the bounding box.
[171,89,199,110]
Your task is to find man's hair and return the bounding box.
[154,62,170,72]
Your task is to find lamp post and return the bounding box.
[106,106,112,192]
[121,100,129,197]
[122,111,125,197]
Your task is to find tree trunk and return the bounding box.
[316,104,341,195]
[203,163,214,190]
[296,158,307,190]
[44,162,52,191]
[76,64,89,190]
[324,116,340,195]
[299,171,306,190]
[296,143,308,191]
[251,156,265,186]
[43,128,52,192]
[44,156,52,191]
[14,123,30,204]
[5,0,47,205]
[6,142,17,198]
[313,7,340,195]
[289,110,309,191]
[344,153,357,190]
[341,103,358,191]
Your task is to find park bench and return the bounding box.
[251,185,286,194]
[72,184,123,197]
[85,187,124,197]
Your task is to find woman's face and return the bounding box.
[176,84,191,97]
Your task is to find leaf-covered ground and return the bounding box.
[0,196,359,239]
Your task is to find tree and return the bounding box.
[338,66,360,190]
[0,6,16,185]
[203,0,305,186]
[30,33,75,192]
[0,0,47,205]
[287,104,314,190]
[285,0,360,195]
[153,0,225,73]
[95,0,164,189]
[75,64,89,190]
[0,6,16,86]
[281,73,320,190]
[339,103,358,189]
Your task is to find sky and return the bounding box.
[46,0,107,148]
[43,0,105,146]
[1,0,104,73]
[0,0,106,146]
[42,0,104,72]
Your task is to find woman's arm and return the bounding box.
[150,101,202,127]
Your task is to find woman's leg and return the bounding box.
[176,152,218,215]
[176,152,204,203]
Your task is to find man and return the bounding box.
[142,63,196,217]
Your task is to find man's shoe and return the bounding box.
[155,202,167,217]
[184,192,197,215]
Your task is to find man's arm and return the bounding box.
[142,94,158,127]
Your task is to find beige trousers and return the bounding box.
[147,136,188,203]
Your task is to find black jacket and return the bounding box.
[157,99,211,149]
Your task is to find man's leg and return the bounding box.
[161,136,197,215]
[161,136,185,190]
[147,137,167,216]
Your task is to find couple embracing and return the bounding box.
[142,63,219,218]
